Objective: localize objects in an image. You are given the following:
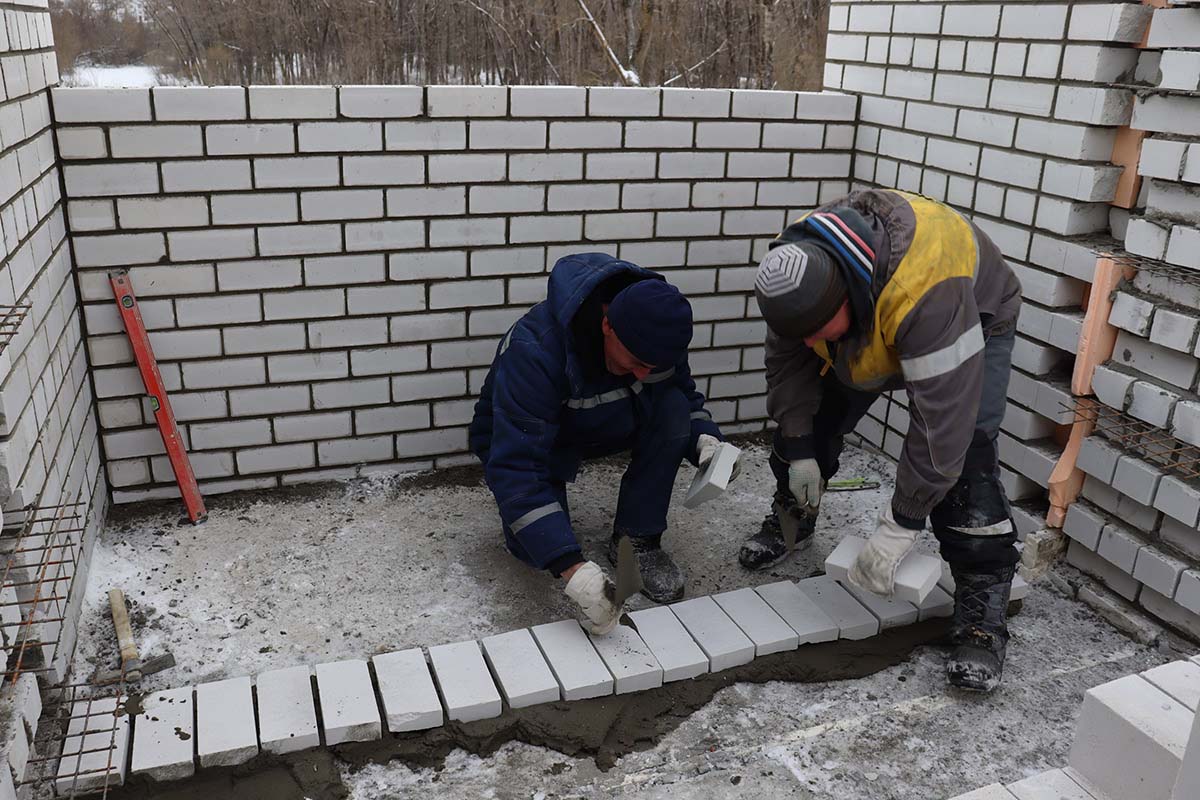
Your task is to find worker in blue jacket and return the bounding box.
[469,253,736,633]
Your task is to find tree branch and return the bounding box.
[575,0,639,86]
[662,39,727,86]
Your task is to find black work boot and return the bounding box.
[738,492,815,570]
[946,566,1015,693]
[607,531,684,604]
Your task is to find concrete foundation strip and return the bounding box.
[50,570,1033,794]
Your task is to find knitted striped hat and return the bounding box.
[754,242,847,340]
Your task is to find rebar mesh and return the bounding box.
[0,303,30,351]
[23,683,127,798]
[2,501,86,685]
[1073,403,1200,481]
[1096,247,1200,289]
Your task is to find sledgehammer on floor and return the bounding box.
[93,589,175,685]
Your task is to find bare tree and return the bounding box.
[52,0,828,90]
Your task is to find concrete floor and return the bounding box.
[71,440,1180,799]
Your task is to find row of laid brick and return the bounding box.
[91,351,763,429]
[67,252,785,303]
[1093,358,1200,439]
[1077,434,1200,530]
[1127,216,1200,273]
[76,285,759,339]
[96,372,756,443]
[67,180,839,230]
[66,230,788,279]
[101,392,767,496]
[69,205,807,243]
[833,63,1133,127]
[1065,497,1200,622]
[827,36,1145,84]
[49,86,858,124]
[68,185,836,232]
[1141,139,1200,187]
[858,123,1122,203]
[55,120,857,159]
[87,324,764,377]
[57,571,980,791]
[67,224,793,268]
[827,1,1152,44]
[0,5,54,51]
[62,153,855,199]
[88,347,768,398]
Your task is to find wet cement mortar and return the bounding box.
[71,439,1179,799]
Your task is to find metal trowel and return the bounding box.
[614,535,644,605]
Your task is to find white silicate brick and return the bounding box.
[153,86,246,120]
[372,649,444,732]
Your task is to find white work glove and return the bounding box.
[697,433,741,482]
[787,458,823,509]
[848,506,920,597]
[564,561,622,635]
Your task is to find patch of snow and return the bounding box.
[61,64,191,88]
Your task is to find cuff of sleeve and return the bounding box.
[687,419,723,466]
[890,495,929,531]
[547,551,585,578]
[772,428,815,461]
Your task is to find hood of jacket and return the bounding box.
[545,252,665,329]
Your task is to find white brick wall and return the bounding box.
[0,4,108,706]
[52,84,855,499]
[825,0,1200,638]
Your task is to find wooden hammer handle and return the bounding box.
[108,589,140,670]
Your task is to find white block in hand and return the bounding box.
[684,442,741,508]
[824,535,941,605]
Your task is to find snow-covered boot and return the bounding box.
[738,492,815,570]
[607,531,684,603]
[946,566,1015,693]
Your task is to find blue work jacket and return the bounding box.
[469,253,722,565]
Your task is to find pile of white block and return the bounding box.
[48,569,1028,795]
[824,0,1154,517]
[1062,3,1200,641]
[949,653,1200,800]
[50,83,858,503]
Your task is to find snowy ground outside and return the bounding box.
[71,440,1182,799]
[60,65,190,88]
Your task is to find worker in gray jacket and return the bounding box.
[743,188,1023,692]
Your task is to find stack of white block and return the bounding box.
[0,0,107,794]
[949,654,1200,800]
[51,570,965,793]
[50,84,858,503]
[1125,6,1200,272]
[1059,4,1200,640]
[823,0,1153,525]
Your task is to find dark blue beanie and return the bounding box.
[606,279,693,367]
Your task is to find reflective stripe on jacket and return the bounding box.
[765,189,1022,522]
[469,253,722,567]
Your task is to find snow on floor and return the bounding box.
[71,440,1178,798]
[73,441,895,689]
[60,65,190,88]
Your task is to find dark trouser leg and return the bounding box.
[930,330,1019,692]
[930,330,1020,573]
[612,386,692,538]
[610,387,692,602]
[740,378,876,570]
